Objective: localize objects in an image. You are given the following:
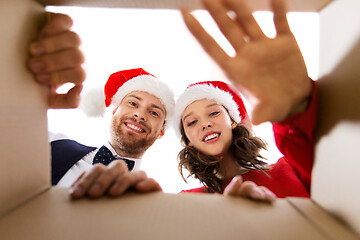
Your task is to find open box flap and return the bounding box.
[37,0,333,12]
[0,187,331,240]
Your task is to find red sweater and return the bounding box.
[182,82,318,198]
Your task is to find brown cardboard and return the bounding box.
[0,0,359,239]
[0,0,49,217]
[0,188,331,240]
[288,198,360,240]
[314,0,360,235]
[38,0,333,12]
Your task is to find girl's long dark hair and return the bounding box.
[178,123,269,193]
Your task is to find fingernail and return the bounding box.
[231,176,239,183]
[69,185,83,197]
[267,192,277,202]
[36,73,50,83]
[30,42,45,56]
[29,59,45,72]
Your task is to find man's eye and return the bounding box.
[151,111,159,117]
[210,111,220,116]
[129,101,137,106]
[187,120,196,126]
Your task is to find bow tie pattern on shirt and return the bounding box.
[93,145,135,171]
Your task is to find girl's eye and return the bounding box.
[129,101,137,107]
[209,111,220,116]
[187,120,196,127]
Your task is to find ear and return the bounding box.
[112,106,119,115]
[231,121,237,129]
[157,125,165,139]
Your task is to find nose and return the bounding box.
[202,123,212,130]
[134,113,145,121]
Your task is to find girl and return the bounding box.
[174,80,317,198]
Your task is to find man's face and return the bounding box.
[110,91,166,157]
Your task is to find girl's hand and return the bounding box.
[224,176,277,203]
[181,0,311,125]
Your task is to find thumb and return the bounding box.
[224,175,243,195]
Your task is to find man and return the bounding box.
[28,14,174,199]
[51,68,174,187]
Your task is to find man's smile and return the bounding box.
[124,121,146,133]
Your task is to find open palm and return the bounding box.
[182,0,311,124]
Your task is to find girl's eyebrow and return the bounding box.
[207,103,219,108]
[182,112,194,122]
[182,103,220,122]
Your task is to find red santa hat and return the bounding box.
[80,68,174,126]
[174,81,249,138]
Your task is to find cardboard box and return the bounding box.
[0,0,359,239]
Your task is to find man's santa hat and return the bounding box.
[80,68,174,127]
[174,81,249,138]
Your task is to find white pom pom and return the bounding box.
[79,88,106,117]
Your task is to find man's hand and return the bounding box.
[28,13,85,109]
[181,0,311,124]
[224,176,277,203]
[69,160,162,199]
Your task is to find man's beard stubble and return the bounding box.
[110,117,157,156]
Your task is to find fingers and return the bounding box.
[271,0,291,35]
[49,84,83,109]
[241,183,277,203]
[135,178,162,192]
[107,171,148,197]
[224,175,244,195]
[181,8,229,68]
[29,48,84,75]
[224,176,277,203]
[257,186,277,203]
[224,0,266,40]
[30,31,81,57]
[70,161,128,199]
[36,66,86,86]
[28,13,85,109]
[202,0,245,51]
[39,13,73,38]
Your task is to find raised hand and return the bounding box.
[28,13,85,109]
[181,0,311,124]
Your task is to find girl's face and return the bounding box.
[182,99,236,156]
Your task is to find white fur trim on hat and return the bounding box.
[79,88,106,117]
[174,84,241,138]
[112,75,175,126]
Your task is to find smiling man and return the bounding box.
[51,68,175,189]
[28,13,175,198]
[110,91,167,158]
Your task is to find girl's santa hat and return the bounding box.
[174,81,249,138]
[80,68,175,126]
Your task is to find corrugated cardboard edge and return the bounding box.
[0,188,330,240]
[0,0,50,216]
[37,0,333,12]
[287,197,360,240]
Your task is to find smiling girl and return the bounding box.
[174,81,317,198]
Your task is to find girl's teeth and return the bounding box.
[204,133,219,141]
